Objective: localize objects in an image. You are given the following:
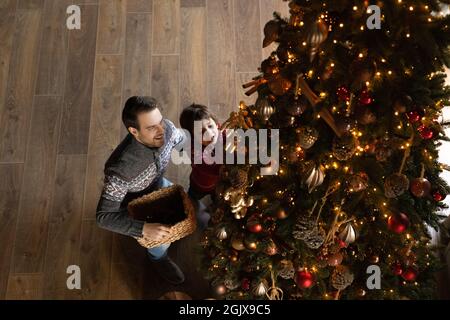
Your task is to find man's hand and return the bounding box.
[142,223,171,241]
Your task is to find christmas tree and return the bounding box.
[201,0,450,299]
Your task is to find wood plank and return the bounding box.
[152,0,180,54]
[207,0,236,122]
[170,231,211,299]
[35,0,69,96]
[122,12,152,139]
[97,0,126,55]
[12,96,62,273]
[179,4,206,188]
[181,0,205,7]
[111,234,146,265]
[79,220,112,299]
[151,55,179,183]
[58,4,98,155]
[236,72,259,106]
[109,263,143,299]
[6,274,43,300]
[0,9,42,162]
[43,155,86,299]
[109,234,145,299]
[260,0,289,59]
[84,55,123,220]
[17,0,43,9]
[74,0,98,4]
[0,164,24,299]
[0,0,17,142]
[234,0,261,73]
[123,13,151,99]
[180,5,207,107]
[127,0,152,12]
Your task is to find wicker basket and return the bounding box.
[128,184,196,249]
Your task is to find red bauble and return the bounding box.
[337,86,350,101]
[433,191,446,201]
[327,251,344,266]
[336,238,348,248]
[401,267,418,281]
[296,270,315,289]
[418,125,434,140]
[247,219,263,233]
[410,178,431,198]
[406,111,421,123]
[241,278,250,291]
[392,262,404,275]
[359,90,373,105]
[387,213,410,234]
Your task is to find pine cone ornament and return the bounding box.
[331,265,354,290]
[224,276,239,290]
[332,135,357,161]
[293,215,325,249]
[384,173,410,198]
[278,260,295,279]
[347,172,368,193]
[303,228,326,249]
[375,144,392,162]
[293,215,315,239]
[229,168,248,189]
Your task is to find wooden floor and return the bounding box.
[0,0,290,299]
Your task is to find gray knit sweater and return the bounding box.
[96,119,184,238]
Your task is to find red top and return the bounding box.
[189,130,224,194]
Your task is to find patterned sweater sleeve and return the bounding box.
[96,170,145,238]
[165,118,187,147]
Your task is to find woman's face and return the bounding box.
[199,117,219,146]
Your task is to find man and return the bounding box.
[96,96,185,284]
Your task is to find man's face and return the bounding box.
[129,108,165,148]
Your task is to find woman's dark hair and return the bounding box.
[122,96,160,130]
[179,104,217,137]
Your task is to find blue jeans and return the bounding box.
[147,178,173,261]
[187,186,211,230]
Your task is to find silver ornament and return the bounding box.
[216,227,228,240]
[256,97,275,121]
[303,164,325,193]
[253,280,269,296]
[339,223,356,245]
[307,19,328,62]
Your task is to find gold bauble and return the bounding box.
[276,208,289,219]
[231,235,245,251]
[268,75,292,96]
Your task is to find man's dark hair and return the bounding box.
[179,104,217,137]
[122,96,160,130]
